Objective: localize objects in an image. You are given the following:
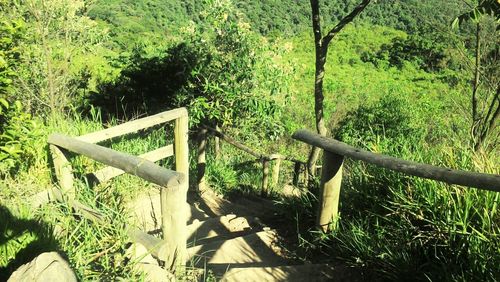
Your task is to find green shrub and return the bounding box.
[206,159,238,195]
[336,94,426,150]
[0,101,42,175]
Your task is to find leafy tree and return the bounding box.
[0,5,40,175]
[178,0,285,135]
[0,14,22,102]
[362,30,458,72]
[12,0,107,116]
[307,0,371,179]
[453,0,499,151]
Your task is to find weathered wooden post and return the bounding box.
[174,112,189,186]
[160,111,189,271]
[261,158,270,197]
[160,179,186,271]
[197,127,207,192]
[271,156,282,188]
[317,151,343,232]
[292,161,301,186]
[49,145,75,200]
[214,124,221,159]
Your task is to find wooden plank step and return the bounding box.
[220,264,359,282]
[187,230,286,268]
[187,215,262,246]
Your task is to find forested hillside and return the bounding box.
[1,0,499,281]
[87,0,466,45]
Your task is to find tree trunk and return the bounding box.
[307,0,328,182]
[307,0,371,182]
[307,51,328,180]
[472,22,481,149]
[475,87,499,152]
[214,123,221,159]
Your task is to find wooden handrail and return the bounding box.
[204,125,304,163]
[202,125,307,195]
[293,129,500,192]
[48,133,185,188]
[77,107,188,144]
[48,108,190,272]
[86,145,174,185]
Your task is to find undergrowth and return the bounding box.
[274,93,499,281]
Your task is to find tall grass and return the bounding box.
[320,153,499,281]
[274,91,499,281]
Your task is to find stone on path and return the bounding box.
[8,252,77,282]
[126,243,175,282]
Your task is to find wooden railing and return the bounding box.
[292,129,500,232]
[197,125,306,196]
[47,108,189,271]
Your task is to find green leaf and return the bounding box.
[0,98,9,109]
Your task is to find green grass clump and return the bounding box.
[325,161,499,281]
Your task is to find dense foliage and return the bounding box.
[88,0,467,39]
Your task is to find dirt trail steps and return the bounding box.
[127,188,352,281]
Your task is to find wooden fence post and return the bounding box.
[49,145,75,200]
[317,150,344,232]
[197,127,207,192]
[174,114,189,189]
[160,182,187,271]
[159,113,189,271]
[214,124,221,159]
[272,157,281,188]
[261,159,270,197]
[292,162,301,186]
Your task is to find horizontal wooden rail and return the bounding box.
[77,108,188,144]
[48,133,185,188]
[202,125,307,196]
[205,125,263,159]
[293,129,500,192]
[87,145,174,185]
[204,125,304,163]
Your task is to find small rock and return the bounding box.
[134,263,175,282]
[8,252,77,282]
[126,243,176,281]
[125,243,158,265]
[52,223,65,238]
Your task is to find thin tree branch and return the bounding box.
[322,0,372,47]
[482,86,500,130]
[477,102,499,151]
